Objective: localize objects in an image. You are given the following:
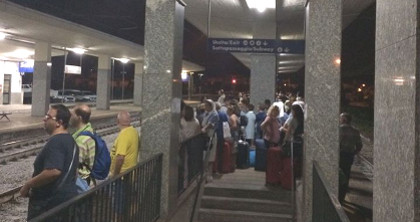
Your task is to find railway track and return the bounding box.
[0,120,140,165]
[0,186,22,205]
[0,120,141,205]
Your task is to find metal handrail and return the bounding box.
[189,131,216,222]
[29,153,163,222]
[312,161,350,222]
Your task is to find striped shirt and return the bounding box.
[72,123,96,180]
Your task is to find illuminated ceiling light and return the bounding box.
[246,0,275,12]
[357,88,362,92]
[6,49,34,59]
[283,0,306,7]
[119,58,130,64]
[0,32,6,40]
[181,70,188,81]
[68,47,86,54]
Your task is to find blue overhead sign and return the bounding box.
[208,38,305,54]
[19,61,34,73]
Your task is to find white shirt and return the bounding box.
[180,118,200,142]
[217,94,226,105]
[245,111,256,140]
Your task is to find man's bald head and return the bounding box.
[117,111,131,127]
[74,104,91,124]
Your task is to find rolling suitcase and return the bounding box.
[280,157,293,190]
[237,140,249,169]
[249,149,256,167]
[266,147,283,185]
[221,141,233,173]
[255,139,267,171]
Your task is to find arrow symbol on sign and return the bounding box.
[263,41,268,46]
[284,47,290,53]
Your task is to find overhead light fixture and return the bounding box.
[0,32,6,40]
[246,0,275,13]
[5,49,34,59]
[68,47,86,54]
[283,0,306,7]
[181,70,188,81]
[119,58,130,64]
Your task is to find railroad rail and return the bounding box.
[0,119,140,165]
[0,120,141,205]
[0,117,136,151]
[0,186,22,205]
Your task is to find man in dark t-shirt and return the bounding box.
[20,104,79,220]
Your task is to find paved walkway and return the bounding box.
[0,103,141,134]
[0,99,200,134]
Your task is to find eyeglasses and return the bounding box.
[44,114,57,121]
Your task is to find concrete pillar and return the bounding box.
[97,55,111,110]
[302,1,342,221]
[250,18,276,106]
[374,1,419,221]
[142,0,184,218]
[250,55,276,106]
[31,42,51,117]
[133,62,143,106]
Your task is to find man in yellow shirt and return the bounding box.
[110,111,139,176]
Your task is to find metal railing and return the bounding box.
[178,133,207,194]
[29,153,163,222]
[312,161,350,222]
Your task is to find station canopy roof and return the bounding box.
[0,0,374,74]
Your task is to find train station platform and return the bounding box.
[0,99,200,135]
[0,102,141,135]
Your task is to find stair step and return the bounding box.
[198,208,293,222]
[201,196,292,214]
[203,185,291,202]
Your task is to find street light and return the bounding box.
[62,47,86,103]
[119,58,129,100]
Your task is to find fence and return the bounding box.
[312,161,350,222]
[178,133,207,194]
[30,153,163,222]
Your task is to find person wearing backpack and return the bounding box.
[70,104,96,190]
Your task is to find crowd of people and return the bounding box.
[20,104,140,220]
[181,89,363,203]
[180,89,307,182]
[19,89,362,220]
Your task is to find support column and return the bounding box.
[250,18,276,106]
[31,42,51,117]
[142,0,184,218]
[250,55,276,105]
[374,1,419,221]
[133,62,143,106]
[97,55,111,110]
[302,1,342,221]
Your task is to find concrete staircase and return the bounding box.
[198,168,294,222]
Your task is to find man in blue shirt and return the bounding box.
[255,104,267,139]
[21,104,79,220]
